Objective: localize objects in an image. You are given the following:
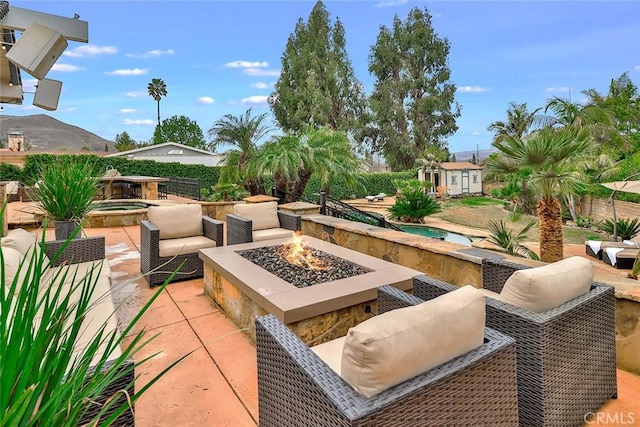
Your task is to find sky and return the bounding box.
[2,0,639,155]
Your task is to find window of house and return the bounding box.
[451,175,457,185]
[473,175,478,183]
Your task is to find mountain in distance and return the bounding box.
[0,114,115,153]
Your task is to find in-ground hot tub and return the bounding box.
[86,200,161,227]
[199,235,421,345]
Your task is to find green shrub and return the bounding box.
[0,163,24,182]
[598,218,640,241]
[576,216,594,228]
[487,219,539,260]
[388,180,441,223]
[206,183,249,201]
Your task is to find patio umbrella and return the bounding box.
[600,180,640,241]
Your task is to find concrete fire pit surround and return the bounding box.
[200,235,421,345]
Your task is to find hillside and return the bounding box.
[0,114,115,153]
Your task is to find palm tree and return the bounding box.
[207,108,272,195]
[147,78,167,127]
[251,127,361,203]
[487,102,545,143]
[487,127,595,262]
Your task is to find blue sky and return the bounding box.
[3,0,640,155]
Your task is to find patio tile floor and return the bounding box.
[6,199,640,426]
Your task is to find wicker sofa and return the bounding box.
[140,204,223,287]
[256,285,519,427]
[0,228,133,425]
[226,201,301,245]
[412,257,618,427]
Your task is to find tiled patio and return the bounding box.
[6,201,640,426]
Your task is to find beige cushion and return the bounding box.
[499,256,593,313]
[147,204,203,240]
[341,285,485,398]
[234,202,280,231]
[158,236,217,258]
[2,228,37,255]
[1,246,25,289]
[253,228,295,242]
[311,336,347,376]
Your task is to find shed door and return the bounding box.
[461,169,470,194]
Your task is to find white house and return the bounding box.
[106,142,223,167]
[418,161,483,197]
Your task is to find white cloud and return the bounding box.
[196,96,215,105]
[374,0,408,8]
[63,45,117,58]
[51,63,85,72]
[224,60,268,68]
[251,82,269,89]
[473,131,481,136]
[119,108,137,114]
[127,49,175,59]
[22,79,38,92]
[545,86,572,93]
[123,118,154,125]
[457,86,489,93]
[244,68,280,77]
[636,65,640,71]
[125,91,146,98]
[240,95,269,105]
[106,68,148,76]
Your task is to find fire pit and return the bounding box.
[199,235,421,345]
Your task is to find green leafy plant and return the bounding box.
[576,216,594,228]
[1,212,188,425]
[629,252,640,280]
[389,180,442,223]
[33,157,100,222]
[206,183,249,202]
[486,219,540,260]
[598,218,640,241]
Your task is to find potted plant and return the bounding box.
[33,157,100,240]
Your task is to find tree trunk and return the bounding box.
[538,196,564,263]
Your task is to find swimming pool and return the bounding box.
[91,201,152,211]
[399,225,472,246]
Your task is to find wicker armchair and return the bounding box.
[43,236,134,426]
[227,201,301,245]
[140,204,223,287]
[256,285,519,427]
[412,257,618,427]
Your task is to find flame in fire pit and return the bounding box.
[282,232,327,271]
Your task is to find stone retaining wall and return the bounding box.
[585,197,640,223]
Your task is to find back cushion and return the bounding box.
[499,256,593,313]
[1,246,28,292]
[1,228,36,255]
[341,285,485,398]
[147,204,203,240]
[234,202,280,231]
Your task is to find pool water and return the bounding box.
[399,225,472,246]
[91,201,152,211]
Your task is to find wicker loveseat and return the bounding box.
[226,201,301,245]
[412,257,617,427]
[140,204,223,286]
[1,228,133,425]
[256,285,519,427]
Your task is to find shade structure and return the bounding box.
[601,180,640,194]
[601,180,640,241]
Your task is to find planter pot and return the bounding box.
[54,220,82,240]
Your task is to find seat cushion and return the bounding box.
[499,256,593,313]
[1,228,37,255]
[311,336,346,376]
[234,201,280,231]
[147,204,203,240]
[158,236,218,258]
[341,285,485,398]
[252,228,295,242]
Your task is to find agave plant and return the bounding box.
[598,218,640,241]
[388,180,442,223]
[1,209,188,425]
[486,219,540,260]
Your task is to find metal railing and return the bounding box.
[166,177,201,200]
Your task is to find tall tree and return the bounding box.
[368,6,461,171]
[487,127,596,262]
[269,1,366,135]
[153,115,207,149]
[114,131,137,151]
[147,78,167,127]
[207,108,272,195]
[487,102,544,143]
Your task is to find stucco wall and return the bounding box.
[584,197,640,223]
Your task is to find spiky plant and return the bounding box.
[389,180,442,223]
[486,220,540,260]
[598,218,640,241]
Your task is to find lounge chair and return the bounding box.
[411,257,617,427]
[256,285,519,426]
[365,193,386,202]
[585,236,640,259]
[602,247,638,269]
[226,201,301,245]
